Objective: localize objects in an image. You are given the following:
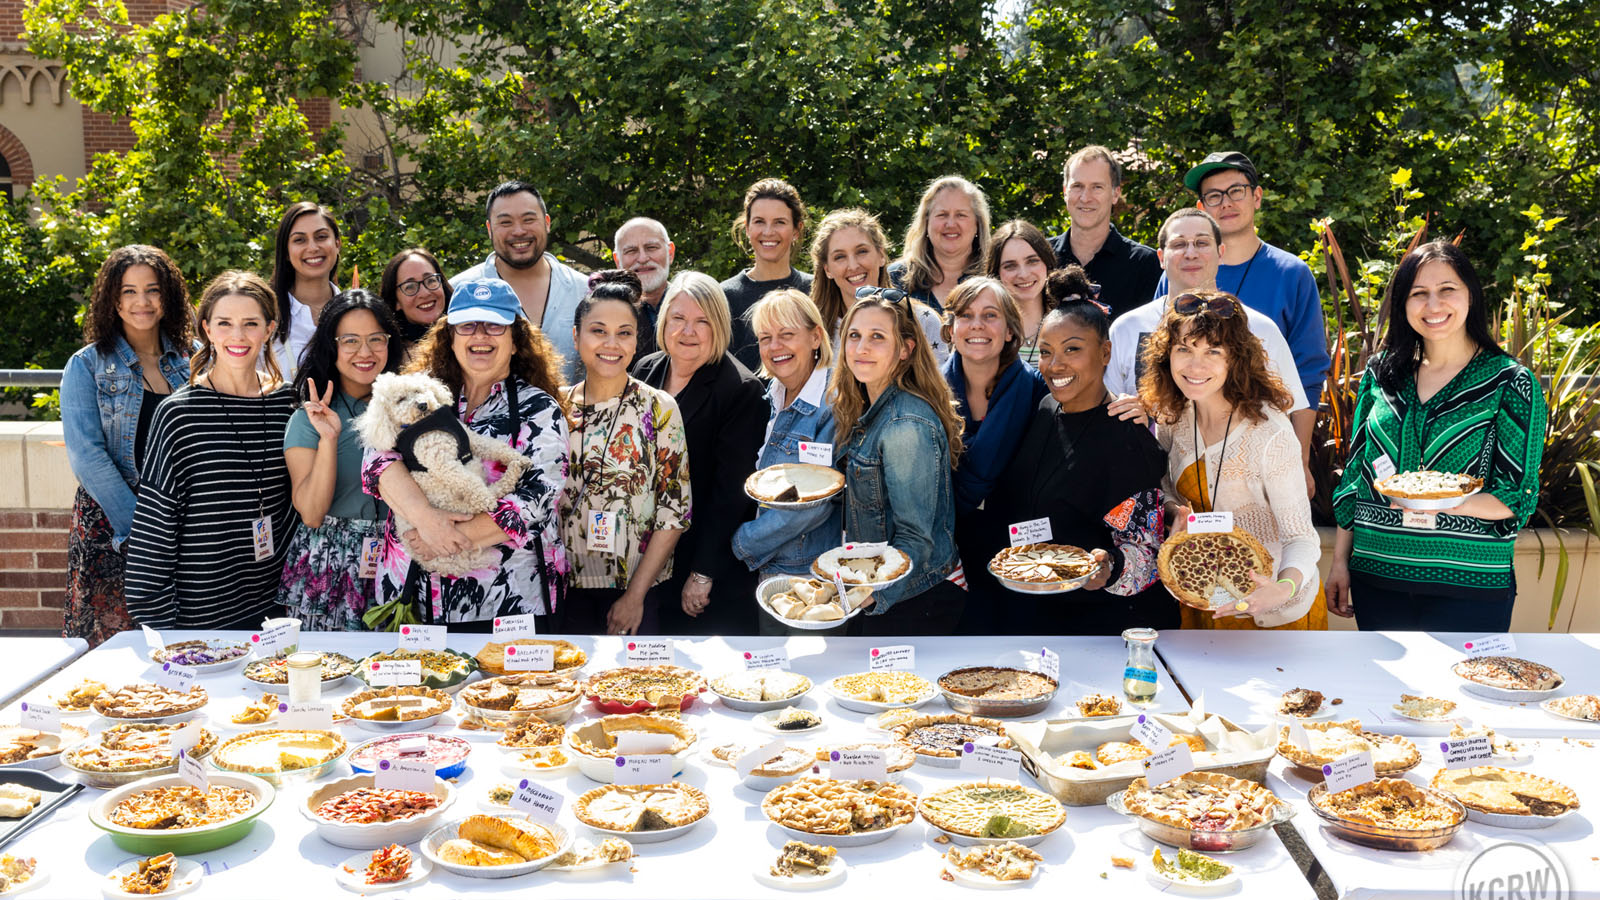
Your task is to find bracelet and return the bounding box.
[1277,577,1299,594]
[690,573,712,585]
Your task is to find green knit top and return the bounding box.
[1332,350,1546,595]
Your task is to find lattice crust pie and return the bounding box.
[1545,695,1600,721]
[919,783,1065,837]
[811,546,911,584]
[1430,767,1580,817]
[988,544,1095,584]
[813,741,917,773]
[1392,694,1457,720]
[939,668,1057,702]
[1157,530,1273,609]
[1122,772,1283,832]
[1276,720,1420,773]
[829,672,934,704]
[762,778,918,835]
[475,639,586,676]
[1374,470,1484,500]
[567,714,696,759]
[710,743,814,777]
[746,463,844,503]
[341,686,452,722]
[891,714,1013,758]
[461,674,581,712]
[575,782,709,832]
[65,723,216,773]
[711,671,811,702]
[765,578,874,623]
[91,683,208,719]
[211,728,345,774]
[1453,656,1564,691]
[584,666,707,707]
[1312,778,1464,829]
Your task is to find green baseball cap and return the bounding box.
[1184,151,1259,193]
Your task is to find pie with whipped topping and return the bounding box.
[829,672,933,705]
[1157,530,1273,609]
[988,543,1095,584]
[891,713,1011,758]
[1430,767,1579,817]
[1544,694,1600,721]
[1374,470,1484,500]
[1277,719,1420,773]
[1392,694,1457,720]
[341,686,452,722]
[938,667,1057,702]
[1312,778,1463,830]
[567,714,696,759]
[762,778,917,834]
[943,842,1042,882]
[711,670,811,702]
[1453,656,1564,691]
[746,463,844,504]
[811,545,911,584]
[919,783,1064,837]
[1121,771,1283,832]
[91,683,208,719]
[575,782,708,832]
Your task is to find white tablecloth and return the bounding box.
[1,629,1320,899]
[0,636,88,708]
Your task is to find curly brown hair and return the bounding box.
[1138,289,1293,425]
[84,245,193,353]
[403,316,570,419]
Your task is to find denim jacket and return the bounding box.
[732,368,841,578]
[60,335,191,546]
[837,384,958,612]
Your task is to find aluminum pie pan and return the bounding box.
[744,463,844,511]
[1451,662,1565,702]
[1378,486,1481,511]
[936,667,1058,718]
[1107,789,1292,852]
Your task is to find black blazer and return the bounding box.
[632,350,768,581]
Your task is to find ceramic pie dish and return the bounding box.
[573,782,710,842]
[1275,720,1421,774]
[419,815,572,878]
[937,667,1058,717]
[1307,779,1465,851]
[457,673,583,727]
[354,649,478,692]
[62,723,218,788]
[745,463,845,509]
[88,773,275,855]
[475,639,586,677]
[986,543,1095,594]
[0,723,88,773]
[583,665,707,714]
[567,715,696,784]
[1108,772,1292,853]
[301,773,457,849]
[919,782,1065,846]
[810,544,912,587]
[1451,657,1565,701]
[147,640,253,673]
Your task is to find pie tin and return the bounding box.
[579,811,704,844]
[342,688,455,734]
[1462,805,1576,830]
[458,680,583,728]
[1539,697,1600,724]
[744,463,845,511]
[63,738,217,790]
[88,773,274,855]
[986,546,1094,595]
[420,816,574,877]
[1306,782,1464,851]
[1379,485,1481,511]
[1451,662,1565,702]
[756,576,869,632]
[1106,789,1292,852]
[937,667,1058,718]
[301,772,456,849]
[709,672,813,713]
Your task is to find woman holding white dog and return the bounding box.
[277,290,404,631]
[360,278,570,631]
[559,270,691,635]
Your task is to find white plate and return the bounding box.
[1269,704,1339,723]
[1386,706,1463,724]
[754,709,827,736]
[333,848,431,893]
[148,641,253,674]
[0,867,46,896]
[497,750,578,779]
[770,819,909,848]
[1539,698,1600,724]
[1147,863,1239,893]
[347,710,448,734]
[755,576,868,632]
[753,856,848,891]
[104,857,203,899]
[944,863,1040,889]
[420,817,573,878]
[824,682,938,715]
[1464,806,1576,830]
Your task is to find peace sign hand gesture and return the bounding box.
[303,379,343,442]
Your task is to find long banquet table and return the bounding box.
[0,636,88,708]
[1,630,1332,899]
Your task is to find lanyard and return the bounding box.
[213,376,269,517]
[567,380,631,508]
[1230,244,1263,299]
[1192,404,1234,513]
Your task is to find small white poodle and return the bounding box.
[356,372,530,577]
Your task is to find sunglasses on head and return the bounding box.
[1173,293,1238,318]
[854,285,910,309]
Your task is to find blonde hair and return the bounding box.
[809,208,891,334]
[897,176,992,294]
[657,271,732,362]
[828,294,964,464]
[192,270,283,390]
[942,277,1025,370]
[748,288,833,378]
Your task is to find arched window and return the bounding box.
[0,153,11,202]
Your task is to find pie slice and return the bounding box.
[1430,767,1579,817]
[1157,530,1273,609]
[1392,694,1456,720]
[1276,719,1420,773]
[771,840,837,878]
[1278,688,1324,717]
[1374,470,1484,500]
[746,464,844,504]
[944,842,1042,882]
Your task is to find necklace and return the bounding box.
[1192,403,1235,513]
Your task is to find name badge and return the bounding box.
[359,536,381,580]
[1008,518,1052,547]
[798,441,833,466]
[1188,511,1233,533]
[586,510,617,554]
[251,516,274,562]
[1402,509,1437,530]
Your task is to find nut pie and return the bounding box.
[1452,656,1564,691]
[987,543,1095,584]
[1157,530,1273,609]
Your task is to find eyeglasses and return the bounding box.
[451,321,509,336]
[1199,183,1253,208]
[1173,293,1238,318]
[335,333,391,352]
[1163,238,1216,254]
[397,273,444,297]
[854,285,910,308]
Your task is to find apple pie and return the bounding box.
[91,683,208,719]
[746,463,844,504]
[341,686,451,722]
[890,713,1012,758]
[1157,530,1273,609]
[1430,767,1579,817]
[575,782,708,832]
[1121,772,1283,832]
[919,783,1064,837]
[811,545,911,584]
[762,777,917,834]
[475,639,586,676]
[988,543,1095,584]
[1276,719,1420,773]
[1453,656,1564,691]
[1311,778,1463,830]
[1374,470,1484,500]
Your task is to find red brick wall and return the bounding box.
[0,509,68,631]
[0,123,34,192]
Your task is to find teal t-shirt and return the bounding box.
[283,393,387,523]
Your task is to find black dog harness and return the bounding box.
[394,406,473,473]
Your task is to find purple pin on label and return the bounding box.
[277,703,287,713]
[519,779,530,789]
[963,742,975,754]
[1440,742,1450,752]
[379,759,391,770]
[18,703,26,712]
[163,663,171,671]
[1138,714,1147,724]
[615,757,627,767]
[830,751,841,761]
[1322,764,1333,775]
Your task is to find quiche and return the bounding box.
[567,714,696,760]
[1121,772,1283,832]
[1392,694,1457,720]
[746,463,844,504]
[711,671,811,702]
[890,713,1012,758]
[460,673,581,713]
[341,686,452,722]
[475,639,586,676]
[575,782,708,832]
[1157,530,1273,609]
[987,543,1095,584]
[938,668,1057,703]
[943,842,1042,882]
[91,683,208,719]
[1312,778,1463,830]
[1276,719,1420,773]
[919,783,1064,837]
[1374,470,1484,500]
[1453,656,1564,692]
[811,545,912,585]
[762,778,917,834]
[1430,767,1579,817]
[211,728,346,774]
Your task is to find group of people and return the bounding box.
[57,146,1547,647]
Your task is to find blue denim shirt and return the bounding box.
[60,335,191,546]
[837,384,959,612]
[732,368,841,579]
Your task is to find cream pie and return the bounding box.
[746,463,844,504]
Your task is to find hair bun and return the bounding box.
[1045,265,1095,304]
[588,268,642,292]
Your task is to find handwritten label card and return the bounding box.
[836,541,889,559]
[1462,634,1516,658]
[1322,750,1377,792]
[252,621,299,657]
[798,442,833,466]
[368,659,422,687]
[281,702,334,731]
[1440,736,1495,769]
[151,662,198,692]
[613,731,680,755]
[743,649,789,671]
[868,645,915,672]
[1188,511,1234,534]
[1373,454,1397,483]
[177,749,208,790]
[959,742,1021,781]
[1038,648,1060,682]
[398,624,446,651]
[612,754,677,785]
[18,701,59,733]
[828,748,887,782]
[736,739,787,780]
[374,757,435,793]
[510,779,563,824]
[1131,714,1174,751]
[493,614,538,638]
[504,644,555,672]
[1007,518,1052,547]
[1288,720,1311,750]
[1142,744,1196,785]
[626,640,673,665]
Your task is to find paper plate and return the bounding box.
[753,856,848,891]
[333,848,431,893]
[104,857,203,899]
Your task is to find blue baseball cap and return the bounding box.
[447,278,524,325]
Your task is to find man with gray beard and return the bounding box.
[612,217,675,363]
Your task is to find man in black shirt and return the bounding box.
[1047,145,1161,319]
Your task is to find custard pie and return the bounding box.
[828,672,934,705]
[1311,778,1463,830]
[341,686,452,722]
[988,543,1095,584]
[1430,767,1579,817]
[1121,772,1283,832]
[575,782,708,832]
[891,714,1011,759]
[1276,719,1420,773]
[712,670,811,702]
[919,783,1064,837]
[211,728,345,774]
[746,463,844,504]
[583,665,707,711]
[567,714,696,760]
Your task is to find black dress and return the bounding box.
[633,350,768,635]
[978,395,1176,635]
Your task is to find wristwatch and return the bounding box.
[690,572,712,585]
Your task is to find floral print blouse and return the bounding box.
[559,378,691,591]
[361,375,569,622]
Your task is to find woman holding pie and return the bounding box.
[831,287,967,634]
[1327,243,1546,631]
[1140,289,1326,629]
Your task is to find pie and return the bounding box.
[1096,741,1151,765]
[575,782,709,832]
[498,719,565,749]
[828,672,934,705]
[891,713,1012,758]
[341,686,452,722]
[230,693,281,726]
[567,714,696,759]
[988,543,1095,584]
[50,678,106,712]
[1157,530,1274,609]
[244,652,356,686]
[314,788,441,824]
[119,852,177,894]
[919,783,1064,837]
[583,666,707,711]
[475,639,586,676]
[66,723,216,773]
[1057,750,1098,771]
[1544,694,1600,721]
[771,840,837,878]
[460,673,581,712]
[1449,723,1520,758]
[1374,470,1484,500]
[710,743,814,778]
[1076,694,1122,717]
[1312,778,1463,830]
[938,667,1057,702]
[1276,719,1421,773]
[351,734,471,773]
[91,683,208,719]
[811,545,912,584]
[1453,656,1564,691]
[437,815,560,865]
[712,670,811,702]
[505,747,570,770]
[746,463,844,503]
[1393,694,1457,720]
[1278,688,1324,717]
[943,842,1041,882]
[813,741,916,774]
[761,777,917,834]
[0,723,87,765]
[149,640,250,667]
[1121,771,1284,832]
[764,578,873,622]
[210,728,346,774]
[109,785,257,829]
[357,649,477,688]
[772,708,823,731]
[1430,767,1580,817]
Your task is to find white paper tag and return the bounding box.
[1007,518,1053,547]
[374,757,436,792]
[504,643,555,671]
[493,614,538,638]
[251,515,274,562]
[1440,735,1496,769]
[168,720,203,753]
[585,510,618,554]
[829,569,850,607]
[1142,744,1196,785]
[1288,720,1311,749]
[797,441,833,466]
[1402,509,1438,529]
[1131,714,1174,751]
[1187,511,1234,534]
[869,645,915,672]
[836,541,889,559]
[1038,648,1060,682]
[1208,585,1237,608]
[358,536,381,580]
[394,736,429,756]
[827,748,887,782]
[1322,750,1377,792]
[612,754,677,785]
[613,731,680,755]
[142,625,165,652]
[151,662,198,692]
[742,648,789,671]
[177,748,208,790]
[252,621,299,656]
[1462,634,1516,658]
[959,742,1021,780]
[1373,454,1397,483]
[281,701,334,731]
[367,659,422,687]
[510,778,563,824]
[626,639,673,664]
[736,738,787,780]
[397,624,446,651]
[18,701,59,733]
